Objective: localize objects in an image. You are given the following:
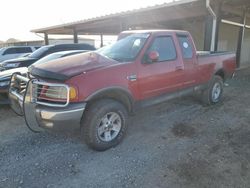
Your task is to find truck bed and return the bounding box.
[197,51,236,81]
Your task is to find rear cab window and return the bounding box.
[147,36,177,62]
[177,35,193,59]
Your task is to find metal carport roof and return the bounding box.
[31,0,250,36]
[31,0,207,35]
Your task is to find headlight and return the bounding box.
[0,81,10,87]
[44,86,68,100]
[4,63,20,68]
[41,86,78,101]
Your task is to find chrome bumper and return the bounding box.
[9,73,86,132]
[34,103,86,131]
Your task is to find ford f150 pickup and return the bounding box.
[9,30,236,151]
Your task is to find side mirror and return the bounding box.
[146,51,159,63]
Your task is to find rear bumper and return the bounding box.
[34,103,86,131]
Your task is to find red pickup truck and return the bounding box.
[9,30,236,151]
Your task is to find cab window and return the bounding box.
[147,36,177,62]
[178,35,193,59]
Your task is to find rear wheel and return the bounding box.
[201,75,224,105]
[81,99,128,151]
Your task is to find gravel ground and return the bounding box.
[1,68,250,188]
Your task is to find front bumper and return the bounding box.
[9,74,86,132]
[34,103,86,131]
[9,86,86,131]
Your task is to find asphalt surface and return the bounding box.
[0,68,250,188]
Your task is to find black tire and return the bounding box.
[201,75,224,105]
[81,99,128,151]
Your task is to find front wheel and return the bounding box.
[81,99,128,151]
[201,75,224,105]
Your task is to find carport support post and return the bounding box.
[214,1,222,51]
[204,15,213,51]
[100,34,103,47]
[44,33,49,45]
[73,29,78,44]
[236,8,246,68]
[204,0,222,52]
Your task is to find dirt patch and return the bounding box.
[167,158,225,188]
[228,130,250,161]
[172,159,210,181]
[171,123,196,138]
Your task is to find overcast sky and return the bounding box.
[0,0,174,41]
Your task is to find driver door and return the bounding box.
[137,35,185,99]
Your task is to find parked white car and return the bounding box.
[0,46,38,63]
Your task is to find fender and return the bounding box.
[85,86,135,113]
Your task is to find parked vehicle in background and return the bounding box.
[0,67,28,104]
[0,46,38,63]
[0,50,87,104]
[19,53,32,58]
[9,30,236,151]
[17,47,41,58]
[31,50,87,66]
[0,43,96,71]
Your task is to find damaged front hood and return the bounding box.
[29,52,118,81]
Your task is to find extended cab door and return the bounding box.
[176,34,198,88]
[137,35,185,99]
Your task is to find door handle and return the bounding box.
[127,75,137,81]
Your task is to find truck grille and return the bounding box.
[9,74,70,107]
[32,81,70,107]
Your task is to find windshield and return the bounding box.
[97,33,149,62]
[0,48,5,55]
[29,45,52,59]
